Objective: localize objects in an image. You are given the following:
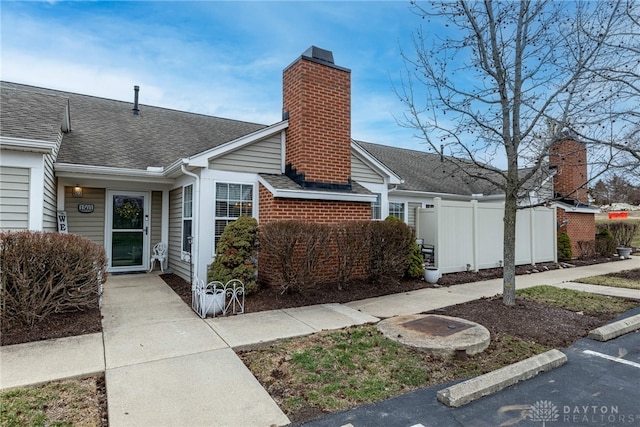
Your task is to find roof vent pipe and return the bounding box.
[132,85,140,115]
[440,144,444,162]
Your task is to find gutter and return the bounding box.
[181,162,200,284]
[55,163,174,183]
[1,136,57,154]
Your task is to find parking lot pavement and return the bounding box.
[299,307,640,427]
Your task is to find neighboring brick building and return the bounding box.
[549,136,599,257]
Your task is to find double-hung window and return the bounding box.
[371,193,382,220]
[182,184,193,253]
[388,202,405,221]
[215,183,253,248]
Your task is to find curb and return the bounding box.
[436,349,567,407]
[588,314,640,342]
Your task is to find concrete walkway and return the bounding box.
[1,258,638,426]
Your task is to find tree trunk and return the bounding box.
[502,194,518,306]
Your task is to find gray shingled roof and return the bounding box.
[1,82,266,170]
[355,141,504,196]
[1,83,68,142]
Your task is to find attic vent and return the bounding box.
[302,46,334,65]
[132,85,140,115]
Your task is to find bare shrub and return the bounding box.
[332,221,371,290]
[258,222,330,294]
[1,231,107,326]
[369,219,414,283]
[576,241,595,259]
[607,221,639,247]
[595,228,617,257]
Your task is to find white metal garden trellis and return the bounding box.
[191,277,245,318]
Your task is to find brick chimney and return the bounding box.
[549,137,588,204]
[282,46,352,189]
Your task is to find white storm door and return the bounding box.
[106,191,150,272]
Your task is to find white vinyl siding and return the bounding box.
[168,187,190,282]
[351,154,384,184]
[209,135,282,174]
[150,191,162,252]
[42,134,62,231]
[0,166,29,230]
[64,187,105,245]
[408,202,422,228]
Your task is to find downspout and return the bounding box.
[181,163,200,284]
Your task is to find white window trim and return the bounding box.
[213,181,256,252]
[181,184,193,261]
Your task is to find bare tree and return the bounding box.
[399,0,638,305]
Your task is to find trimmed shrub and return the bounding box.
[406,240,425,279]
[595,228,616,256]
[576,240,595,259]
[369,219,414,283]
[207,216,259,294]
[0,231,107,327]
[332,221,371,290]
[557,232,573,261]
[258,221,330,294]
[607,221,638,247]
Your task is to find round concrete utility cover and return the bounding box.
[377,314,490,356]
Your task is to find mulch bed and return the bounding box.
[1,307,102,346]
[160,257,624,313]
[428,296,619,348]
[0,256,627,347]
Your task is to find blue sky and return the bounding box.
[1,1,433,151]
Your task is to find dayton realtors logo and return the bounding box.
[520,400,638,425]
[527,400,559,426]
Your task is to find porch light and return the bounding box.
[72,185,83,198]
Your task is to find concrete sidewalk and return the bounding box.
[1,259,638,427]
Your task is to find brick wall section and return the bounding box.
[550,138,594,257]
[258,184,370,224]
[283,56,351,184]
[557,209,596,258]
[549,138,588,203]
[258,184,372,285]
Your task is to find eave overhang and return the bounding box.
[55,163,175,184]
[0,136,57,154]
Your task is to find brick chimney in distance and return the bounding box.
[549,136,588,203]
[282,46,352,188]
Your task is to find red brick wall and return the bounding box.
[557,209,596,258]
[549,138,588,203]
[258,184,370,224]
[258,184,372,285]
[283,56,351,184]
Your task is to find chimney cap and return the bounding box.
[302,46,334,64]
[284,46,350,73]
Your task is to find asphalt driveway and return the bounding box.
[299,307,640,427]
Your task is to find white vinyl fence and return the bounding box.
[415,198,557,274]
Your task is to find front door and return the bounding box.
[106,191,150,272]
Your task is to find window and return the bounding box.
[215,183,253,248]
[371,194,382,220]
[388,202,405,221]
[182,185,193,253]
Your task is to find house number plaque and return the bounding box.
[78,204,94,213]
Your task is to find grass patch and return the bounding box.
[0,377,104,427]
[240,326,549,420]
[573,268,640,290]
[517,285,638,315]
